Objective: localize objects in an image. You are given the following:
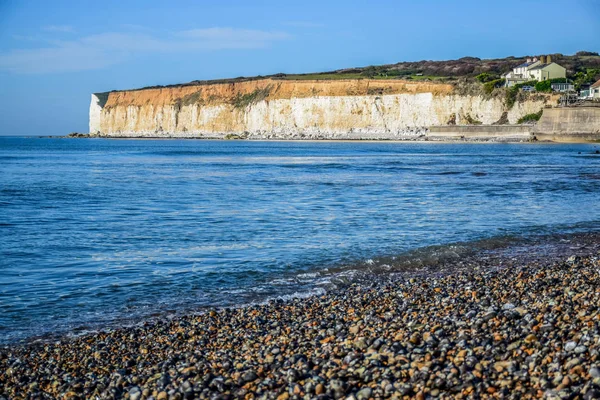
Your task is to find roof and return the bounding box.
[515,61,537,68]
[528,63,552,70]
[592,79,600,88]
[529,62,566,71]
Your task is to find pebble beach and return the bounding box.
[2,236,600,400]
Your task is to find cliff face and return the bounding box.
[90,79,551,139]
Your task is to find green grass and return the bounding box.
[281,73,364,80]
[407,75,446,81]
[279,73,447,81]
[464,114,482,125]
[180,90,204,106]
[230,85,273,108]
[517,109,544,124]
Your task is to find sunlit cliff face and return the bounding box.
[90,79,550,138]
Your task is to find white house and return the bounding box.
[504,55,566,87]
[528,62,567,82]
[591,79,600,99]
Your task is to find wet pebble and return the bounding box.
[2,253,600,399]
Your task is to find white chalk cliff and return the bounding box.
[90,79,551,139]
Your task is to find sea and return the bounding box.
[1,137,599,344]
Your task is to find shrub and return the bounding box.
[231,85,273,108]
[534,81,552,92]
[535,77,571,92]
[180,90,204,106]
[506,86,519,108]
[483,78,506,94]
[506,81,537,108]
[572,68,600,89]
[515,80,538,89]
[476,73,499,83]
[464,114,482,125]
[517,109,543,124]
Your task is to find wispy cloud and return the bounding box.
[178,28,290,48]
[42,25,74,33]
[0,27,291,74]
[11,34,39,42]
[282,21,325,28]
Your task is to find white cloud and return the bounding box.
[42,25,75,33]
[0,27,291,74]
[0,44,122,74]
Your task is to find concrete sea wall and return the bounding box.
[533,107,600,142]
[428,125,532,141]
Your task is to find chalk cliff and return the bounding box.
[90,79,552,139]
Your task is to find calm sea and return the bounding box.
[1,137,599,343]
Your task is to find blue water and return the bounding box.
[1,137,600,343]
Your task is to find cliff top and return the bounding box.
[99,51,600,95]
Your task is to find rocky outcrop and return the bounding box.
[90,78,552,139]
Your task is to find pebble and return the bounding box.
[157,392,168,400]
[565,341,578,352]
[242,370,258,383]
[1,252,600,399]
[356,387,372,399]
[315,383,325,395]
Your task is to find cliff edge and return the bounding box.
[90,78,553,140]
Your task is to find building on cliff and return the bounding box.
[504,55,566,87]
[580,80,600,100]
[591,79,600,99]
[551,82,574,93]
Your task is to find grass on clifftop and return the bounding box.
[280,73,448,82]
[125,51,599,92]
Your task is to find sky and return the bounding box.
[0,0,599,136]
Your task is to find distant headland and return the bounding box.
[86,51,600,142]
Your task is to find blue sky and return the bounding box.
[0,0,599,136]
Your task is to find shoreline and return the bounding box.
[3,231,599,347]
[44,133,600,144]
[2,233,600,399]
[41,135,565,144]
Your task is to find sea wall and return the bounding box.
[428,125,532,141]
[90,78,551,139]
[533,107,600,142]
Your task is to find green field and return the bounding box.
[279,73,447,81]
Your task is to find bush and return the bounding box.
[476,73,501,83]
[572,68,600,89]
[534,77,571,92]
[483,78,506,94]
[506,86,520,108]
[464,114,482,125]
[515,80,538,89]
[517,109,544,124]
[231,85,273,109]
[506,80,537,108]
